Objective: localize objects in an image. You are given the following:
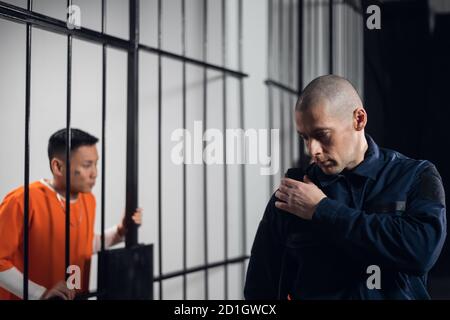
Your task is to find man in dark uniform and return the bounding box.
[244,75,447,299]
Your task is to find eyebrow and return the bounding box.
[297,127,331,135]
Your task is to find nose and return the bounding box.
[91,166,98,180]
[308,139,323,157]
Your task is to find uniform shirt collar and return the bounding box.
[306,134,383,187]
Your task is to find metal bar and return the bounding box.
[297,0,304,164]
[65,0,73,281]
[238,0,247,299]
[154,256,250,282]
[221,0,229,301]
[138,44,248,78]
[157,0,163,300]
[278,0,285,176]
[125,0,139,248]
[268,0,274,194]
[329,0,333,74]
[288,0,294,166]
[202,0,209,300]
[0,1,130,50]
[181,0,187,301]
[23,0,32,301]
[100,0,106,253]
[0,2,248,79]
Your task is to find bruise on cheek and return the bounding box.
[74,169,81,176]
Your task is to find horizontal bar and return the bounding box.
[154,255,249,282]
[265,79,301,96]
[139,44,248,78]
[0,2,249,79]
[0,1,131,50]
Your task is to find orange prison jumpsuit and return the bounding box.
[0,181,96,300]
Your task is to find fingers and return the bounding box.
[281,177,300,188]
[275,190,289,202]
[43,283,76,300]
[275,201,290,211]
[303,175,312,184]
[132,208,143,225]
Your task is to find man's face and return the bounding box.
[61,145,99,193]
[295,103,358,175]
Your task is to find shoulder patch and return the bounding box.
[418,165,446,207]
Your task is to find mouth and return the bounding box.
[317,160,334,168]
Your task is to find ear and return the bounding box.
[353,107,367,131]
[50,158,65,177]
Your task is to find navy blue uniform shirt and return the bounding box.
[244,135,446,299]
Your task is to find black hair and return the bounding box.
[48,128,98,165]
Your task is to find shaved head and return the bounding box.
[295,75,363,122]
[294,75,368,175]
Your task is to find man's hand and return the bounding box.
[40,280,76,300]
[117,208,143,237]
[275,175,327,220]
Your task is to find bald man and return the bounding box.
[244,75,447,300]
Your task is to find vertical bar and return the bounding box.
[157,0,163,300]
[268,0,274,194]
[100,0,106,253]
[278,0,284,176]
[181,0,187,300]
[329,0,333,74]
[65,0,73,281]
[238,0,247,298]
[288,0,294,166]
[202,0,209,300]
[221,0,229,300]
[125,0,139,248]
[23,0,33,301]
[297,0,304,165]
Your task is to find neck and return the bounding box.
[49,179,78,201]
[346,134,368,170]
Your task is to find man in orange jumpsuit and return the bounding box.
[0,128,142,300]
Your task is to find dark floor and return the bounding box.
[429,276,450,299]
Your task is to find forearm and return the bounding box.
[313,197,446,274]
[0,267,46,300]
[93,225,124,253]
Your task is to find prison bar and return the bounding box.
[221,0,229,300]
[125,0,139,248]
[100,0,107,253]
[202,0,209,300]
[278,0,285,176]
[154,255,249,282]
[181,0,188,301]
[138,44,248,79]
[329,0,334,74]
[65,0,73,282]
[0,1,249,80]
[22,0,33,302]
[268,0,275,193]
[288,0,294,166]
[157,0,163,300]
[297,0,305,168]
[238,0,247,297]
